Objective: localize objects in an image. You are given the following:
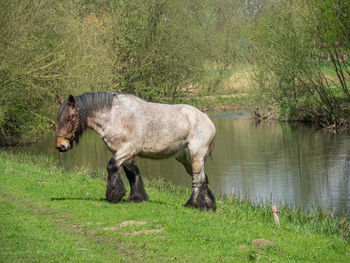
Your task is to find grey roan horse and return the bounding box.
[55,92,216,211]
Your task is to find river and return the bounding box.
[27,112,350,216]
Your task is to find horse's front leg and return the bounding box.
[123,163,149,203]
[106,158,126,203]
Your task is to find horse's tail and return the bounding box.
[205,137,215,160]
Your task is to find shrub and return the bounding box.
[0,0,113,144]
[250,0,350,127]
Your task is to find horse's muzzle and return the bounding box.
[55,137,70,152]
[56,144,68,152]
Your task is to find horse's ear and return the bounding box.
[56,95,63,105]
[68,95,75,108]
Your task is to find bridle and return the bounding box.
[57,107,80,142]
[70,112,79,141]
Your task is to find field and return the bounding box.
[0,151,349,262]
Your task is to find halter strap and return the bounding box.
[57,106,80,141]
[70,109,80,141]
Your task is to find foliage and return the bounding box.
[0,0,113,145]
[250,0,350,127]
[0,0,239,145]
[107,0,215,101]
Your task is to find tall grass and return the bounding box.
[219,194,350,243]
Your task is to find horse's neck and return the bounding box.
[86,110,110,138]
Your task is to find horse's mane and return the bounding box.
[63,91,118,144]
[75,91,116,115]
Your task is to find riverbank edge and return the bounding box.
[1,150,349,239]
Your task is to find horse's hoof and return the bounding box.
[106,188,126,203]
[184,201,216,212]
[127,193,149,203]
[184,185,216,212]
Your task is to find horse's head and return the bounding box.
[55,95,79,152]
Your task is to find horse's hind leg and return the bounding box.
[176,146,216,211]
[106,158,126,203]
[186,174,216,211]
[123,163,149,203]
[184,159,216,212]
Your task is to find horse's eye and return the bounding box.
[67,116,72,122]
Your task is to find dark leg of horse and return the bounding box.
[123,164,149,203]
[185,173,216,212]
[106,158,126,203]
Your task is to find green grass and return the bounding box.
[0,150,349,262]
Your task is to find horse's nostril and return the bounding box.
[55,144,66,152]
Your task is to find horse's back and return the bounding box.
[116,95,190,158]
[120,94,216,139]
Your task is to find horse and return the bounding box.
[55,91,216,211]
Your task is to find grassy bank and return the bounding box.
[0,151,349,262]
[180,67,252,112]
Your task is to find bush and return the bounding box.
[0,0,113,144]
[250,0,350,127]
[107,0,216,101]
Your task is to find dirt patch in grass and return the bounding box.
[123,228,165,236]
[104,220,147,230]
[103,219,164,236]
[60,224,82,233]
[252,239,274,249]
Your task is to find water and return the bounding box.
[29,113,350,216]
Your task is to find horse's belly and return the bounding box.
[138,139,187,159]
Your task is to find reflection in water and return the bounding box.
[30,114,350,216]
[209,117,350,217]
